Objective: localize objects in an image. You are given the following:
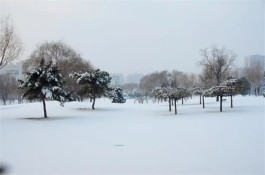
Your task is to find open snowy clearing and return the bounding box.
[0,96,264,175]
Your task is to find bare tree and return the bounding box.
[200,45,236,86]
[199,45,236,100]
[0,74,18,105]
[139,70,170,95]
[172,70,198,88]
[0,16,22,69]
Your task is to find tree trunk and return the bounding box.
[181,98,183,105]
[199,94,201,104]
[220,96,223,112]
[169,98,171,112]
[203,96,205,108]
[174,99,177,115]
[42,98,48,118]
[92,95,96,110]
[3,99,6,105]
[216,96,219,102]
[230,95,233,108]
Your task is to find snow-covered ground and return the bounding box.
[0,96,264,175]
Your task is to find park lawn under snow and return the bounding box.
[0,96,264,175]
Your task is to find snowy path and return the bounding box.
[0,96,264,175]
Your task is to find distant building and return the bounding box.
[244,55,265,69]
[0,62,24,80]
[110,73,125,87]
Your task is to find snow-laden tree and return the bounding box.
[152,86,168,102]
[18,58,72,118]
[70,69,112,110]
[190,86,203,104]
[220,78,249,108]
[152,86,171,110]
[23,41,93,99]
[169,87,191,114]
[199,45,236,101]
[112,87,126,103]
[202,85,233,112]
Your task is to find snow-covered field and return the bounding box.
[0,96,264,175]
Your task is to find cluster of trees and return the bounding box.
[139,70,199,96]
[152,86,191,114]
[151,77,247,115]
[126,46,252,114]
[23,41,93,99]
[0,15,263,118]
[18,58,113,118]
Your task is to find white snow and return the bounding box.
[41,87,52,99]
[0,96,264,175]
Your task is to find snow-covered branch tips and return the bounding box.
[70,69,112,110]
[18,58,73,118]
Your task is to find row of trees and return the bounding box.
[152,78,247,115]
[136,46,260,100]
[18,58,113,118]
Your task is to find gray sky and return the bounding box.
[1,0,264,75]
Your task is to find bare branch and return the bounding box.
[0,16,22,69]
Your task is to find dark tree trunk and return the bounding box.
[199,94,202,104]
[220,96,223,112]
[230,95,233,108]
[203,96,205,108]
[3,99,6,105]
[181,98,183,105]
[42,98,48,118]
[216,96,219,102]
[174,99,177,115]
[92,95,96,110]
[169,98,171,111]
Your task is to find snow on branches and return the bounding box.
[169,87,191,100]
[70,69,112,109]
[18,58,72,118]
[202,78,240,112]
[152,86,191,114]
[152,86,168,100]
[112,87,126,103]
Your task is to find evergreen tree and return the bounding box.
[70,69,112,109]
[18,58,72,118]
[112,87,126,103]
[237,77,251,96]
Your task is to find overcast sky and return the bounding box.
[1,0,264,75]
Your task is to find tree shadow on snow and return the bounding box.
[75,107,121,112]
[18,116,72,121]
